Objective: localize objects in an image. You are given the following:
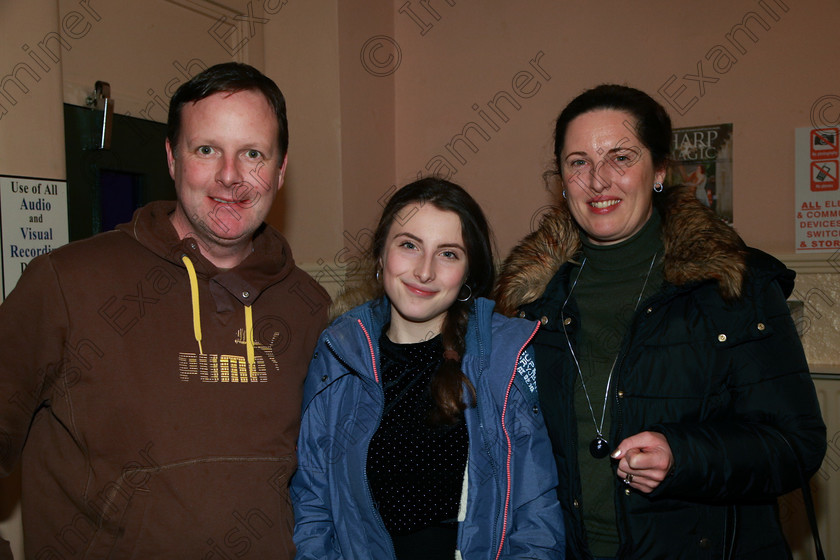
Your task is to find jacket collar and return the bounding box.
[325,297,500,381]
[495,185,747,315]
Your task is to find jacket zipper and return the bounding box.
[494,321,540,560]
[612,291,664,555]
[613,292,661,456]
[354,319,398,560]
[474,307,501,553]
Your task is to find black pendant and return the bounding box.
[590,436,611,459]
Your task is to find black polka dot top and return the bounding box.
[367,332,469,536]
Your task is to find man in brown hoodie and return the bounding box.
[0,63,329,558]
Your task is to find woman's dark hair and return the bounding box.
[167,62,289,160]
[373,177,495,424]
[552,84,672,173]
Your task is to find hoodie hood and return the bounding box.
[117,200,298,304]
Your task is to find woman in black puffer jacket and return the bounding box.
[496,84,826,560]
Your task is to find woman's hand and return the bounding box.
[612,431,674,494]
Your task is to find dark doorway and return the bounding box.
[63,104,175,241]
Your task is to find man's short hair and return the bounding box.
[167,62,289,161]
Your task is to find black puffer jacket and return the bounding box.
[495,187,826,560]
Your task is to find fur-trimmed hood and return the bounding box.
[495,185,748,316]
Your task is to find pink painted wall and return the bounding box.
[383,0,839,257]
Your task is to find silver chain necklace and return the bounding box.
[560,252,658,459]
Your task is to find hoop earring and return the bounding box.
[376,268,381,282]
[562,190,567,199]
[653,182,664,193]
[457,284,472,302]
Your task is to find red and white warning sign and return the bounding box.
[796,127,840,252]
[811,128,838,159]
[811,160,838,191]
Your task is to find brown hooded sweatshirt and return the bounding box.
[0,201,329,559]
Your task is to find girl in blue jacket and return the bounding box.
[291,178,565,559]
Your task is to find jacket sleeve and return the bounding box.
[290,339,344,560]
[650,272,827,502]
[502,349,566,559]
[0,254,69,479]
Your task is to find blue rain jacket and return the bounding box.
[292,297,565,559]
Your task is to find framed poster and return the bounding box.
[667,124,733,224]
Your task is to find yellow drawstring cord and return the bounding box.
[244,304,255,375]
[181,255,204,355]
[183,254,256,376]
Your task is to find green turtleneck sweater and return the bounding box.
[567,211,664,557]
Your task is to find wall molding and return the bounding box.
[300,253,840,297]
[775,253,840,275]
[299,262,349,298]
[163,0,263,66]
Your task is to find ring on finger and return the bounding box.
[623,473,634,485]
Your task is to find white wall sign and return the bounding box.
[0,175,69,300]
[795,127,840,252]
